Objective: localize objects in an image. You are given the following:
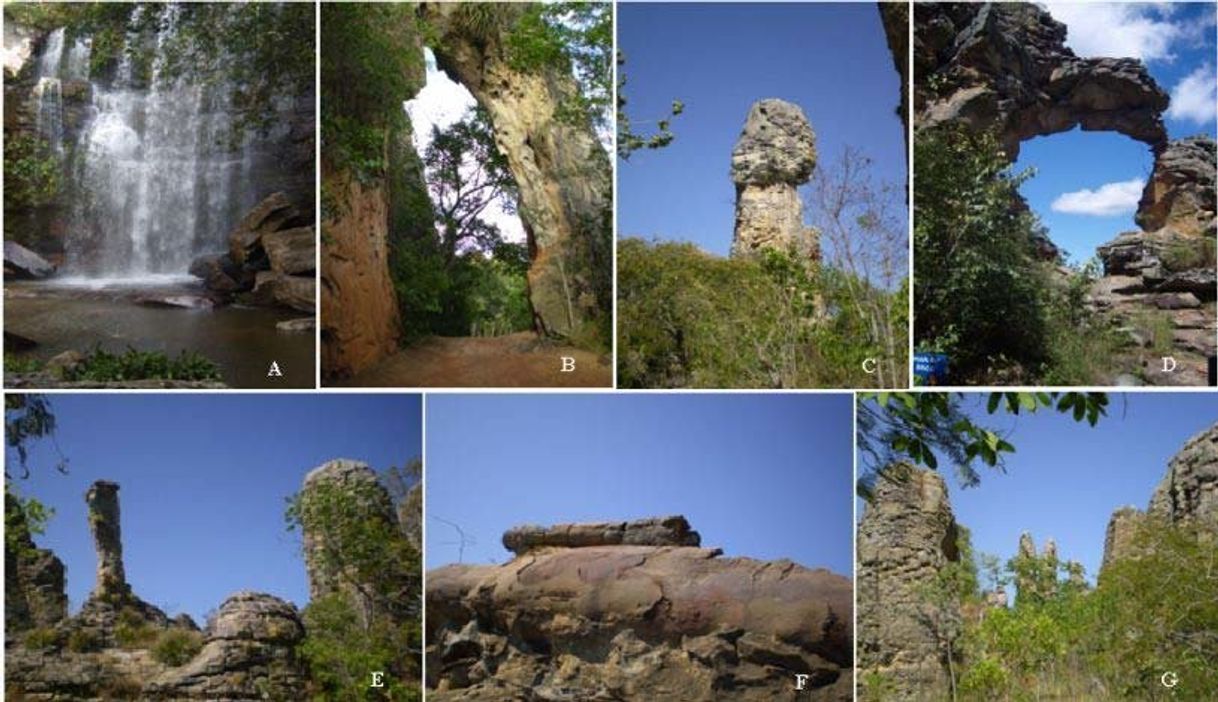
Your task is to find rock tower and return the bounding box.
[730,99,819,259]
[85,480,128,598]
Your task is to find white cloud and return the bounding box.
[1043,3,1182,61]
[1051,179,1146,216]
[1167,63,1218,124]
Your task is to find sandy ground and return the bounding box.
[334,332,612,388]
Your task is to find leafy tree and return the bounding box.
[914,127,1052,382]
[423,109,517,263]
[616,52,683,159]
[856,392,1109,497]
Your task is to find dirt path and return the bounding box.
[336,332,612,387]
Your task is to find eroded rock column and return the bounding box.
[730,99,819,259]
[85,480,128,598]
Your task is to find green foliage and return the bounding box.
[151,628,203,666]
[298,592,422,702]
[285,473,422,700]
[1161,236,1216,272]
[5,394,66,479]
[856,392,1108,496]
[617,239,906,388]
[617,51,683,159]
[5,486,55,559]
[322,3,422,182]
[66,627,103,653]
[23,626,64,650]
[3,134,62,212]
[914,127,1053,382]
[114,608,159,649]
[61,347,222,383]
[4,355,42,374]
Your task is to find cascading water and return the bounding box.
[31,28,65,152]
[37,4,273,282]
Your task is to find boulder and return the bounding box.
[1151,292,1202,310]
[4,240,56,279]
[262,226,315,275]
[275,317,315,333]
[427,517,852,701]
[253,271,315,313]
[136,295,216,310]
[188,253,253,294]
[227,192,302,266]
[503,515,701,554]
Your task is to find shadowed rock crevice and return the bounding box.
[427,516,853,701]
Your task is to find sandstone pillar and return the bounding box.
[85,480,128,597]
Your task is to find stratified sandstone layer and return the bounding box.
[503,515,701,554]
[857,465,960,699]
[731,99,819,259]
[427,517,853,701]
[915,3,1169,161]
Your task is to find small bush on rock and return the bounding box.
[151,628,204,667]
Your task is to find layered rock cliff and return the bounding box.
[730,99,820,260]
[427,516,853,701]
[857,465,961,698]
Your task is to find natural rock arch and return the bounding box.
[421,3,611,340]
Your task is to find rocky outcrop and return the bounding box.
[915,3,1169,161]
[730,99,819,259]
[146,592,306,700]
[5,491,68,632]
[1102,422,1218,573]
[190,191,316,313]
[1136,136,1217,237]
[857,464,960,699]
[424,3,612,339]
[5,480,305,700]
[502,515,701,554]
[879,2,910,144]
[427,517,853,701]
[1149,421,1218,526]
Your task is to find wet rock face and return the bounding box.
[915,3,1169,160]
[425,3,611,339]
[502,515,701,554]
[857,465,960,698]
[1150,422,1218,527]
[1136,136,1218,238]
[427,517,853,701]
[85,480,128,598]
[730,99,820,259]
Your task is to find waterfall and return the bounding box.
[58,4,269,281]
[31,28,65,152]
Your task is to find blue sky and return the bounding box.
[426,394,853,576]
[617,3,907,258]
[859,393,1218,590]
[6,394,422,623]
[1016,3,1217,266]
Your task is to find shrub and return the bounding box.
[23,627,63,650]
[66,627,103,653]
[1161,236,1216,272]
[151,629,204,666]
[3,134,62,211]
[114,608,158,649]
[62,347,222,383]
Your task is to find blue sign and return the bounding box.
[913,353,949,384]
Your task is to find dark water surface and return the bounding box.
[5,282,314,389]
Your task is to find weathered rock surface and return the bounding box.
[5,240,57,279]
[879,2,910,145]
[915,3,1169,160]
[262,226,316,276]
[731,99,820,259]
[320,163,403,378]
[1149,422,1218,526]
[146,592,306,700]
[252,270,315,313]
[1136,136,1217,237]
[5,492,68,632]
[502,515,701,554]
[428,517,852,700]
[425,3,611,339]
[5,480,307,701]
[1101,505,1144,572]
[857,464,960,699]
[227,191,302,266]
